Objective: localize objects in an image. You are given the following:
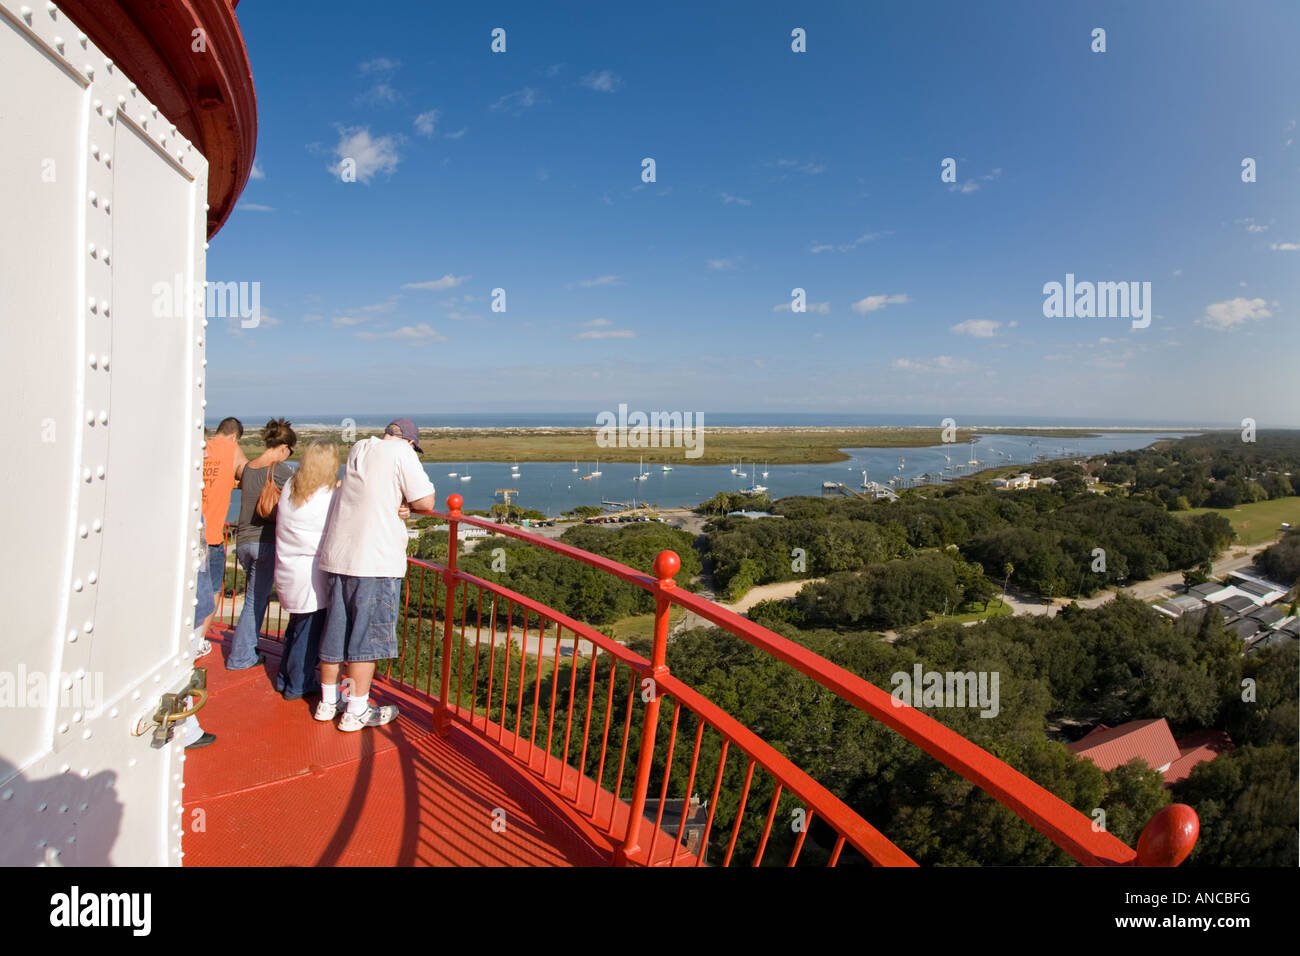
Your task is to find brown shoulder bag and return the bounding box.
[255,460,282,519]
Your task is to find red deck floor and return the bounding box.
[183,629,616,866]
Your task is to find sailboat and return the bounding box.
[730,461,738,474]
[572,461,579,472]
[447,470,458,477]
[634,456,648,481]
[460,463,471,482]
[511,458,520,474]
[898,456,905,472]
[761,463,769,478]
[736,457,747,478]
[590,459,602,477]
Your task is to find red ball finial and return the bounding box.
[653,550,680,585]
[1136,804,1199,867]
[447,493,463,513]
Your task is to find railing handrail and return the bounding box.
[411,503,1192,866]
[408,555,916,865]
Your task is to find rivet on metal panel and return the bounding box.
[0,790,11,801]
[37,802,47,811]
[103,200,110,213]
[88,189,97,204]
[59,804,69,812]
[128,757,136,767]
[95,465,104,478]
[128,82,136,94]
[67,631,77,644]
[87,572,96,584]
[72,579,82,592]
[102,355,110,369]
[83,620,93,633]
[19,7,32,24]
[117,94,125,106]
[81,467,91,482]
[196,337,204,347]
[92,519,102,532]
[88,297,97,313]
[104,59,112,72]
[45,2,56,16]
[85,410,94,425]
[201,400,207,408]
[90,143,99,159]
[88,354,97,368]
[88,243,96,258]
[78,525,87,537]
[56,723,67,735]
[102,301,109,316]
[53,36,64,54]
[187,580,194,590]
[109,708,118,718]
[82,730,92,740]
[98,411,108,425]
[137,114,146,126]
[85,66,93,80]
[103,251,110,264]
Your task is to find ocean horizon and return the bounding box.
[204,412,1254,431]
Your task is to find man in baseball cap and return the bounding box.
[387,417,424,454]
[313,418,434,730]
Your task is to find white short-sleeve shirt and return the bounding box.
[274,477,334,614]
[318,436,435,578]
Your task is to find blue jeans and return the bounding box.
[276,609,326,696]
[320,575,401,663]
[229,538,275,669]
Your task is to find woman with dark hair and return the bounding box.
[228,418,297,671]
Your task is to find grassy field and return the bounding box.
[1180,496,1300,546]
[235,425,1122,467]
[921,601,1014,627]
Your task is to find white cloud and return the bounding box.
[1201,297,1272,330]
[359,57,400,75]
[707,257,740,271]
[950,319,1000,338]
[575,328,636,340]
[891,355,974,373]
[414,110,439,137]
[1270,241,1299,251]
[360,295,401,313]
[444,128,467,140]
[583,318,612,327]
[852,293,909,314]
[491,88,546,114]
[356,323,446,343]
[573,276,622,288]
[445,311,481,321]
[402,274,470,291]
[237,202,275,212]
[249,162,265,180]
[328,126,400,183]
[949,168,1002,194]
[332,316,368,327]
[721,193,752,206]
[580,70,623,93]
[810,231,884,253]
[773,301,830,314]
[774,159,825,175]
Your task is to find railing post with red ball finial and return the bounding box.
[1134,803,1199,866]
[432,494,462,736]
[614,549,679,866]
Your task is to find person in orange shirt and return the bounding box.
[199,417,249,647]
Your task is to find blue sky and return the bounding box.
[207,0,1300,425]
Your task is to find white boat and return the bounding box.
[730,461,738,474]
[634,456,648,481]
[736,457,747,478]
[448,471,458,477]
[460,464,472,482]
[822,480,840,490]
[590,459,602,477]
[572,461,579,472]
[662,464,673,472]
[762,463,769,478]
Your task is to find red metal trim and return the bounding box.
[58,0,258,238]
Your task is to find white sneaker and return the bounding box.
[338,703,399,732]
[312,694,350,722]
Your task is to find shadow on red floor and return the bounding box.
[183,627,615,866]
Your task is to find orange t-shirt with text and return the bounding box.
[202,435,239,545]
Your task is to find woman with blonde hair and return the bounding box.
[273,439,339,700]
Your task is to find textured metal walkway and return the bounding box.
[182,629,614,866]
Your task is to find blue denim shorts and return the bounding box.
[207,542,226,595]
[319,574,401,663]
[194,531,215,629]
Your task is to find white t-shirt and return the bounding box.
[318,436,435,578]
[274,477,335,614]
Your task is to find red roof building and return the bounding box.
[1068,718,1232,787]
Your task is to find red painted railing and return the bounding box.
[379,495,1198,867]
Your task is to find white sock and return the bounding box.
[346,696,369,717]
[321,683,338,704]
